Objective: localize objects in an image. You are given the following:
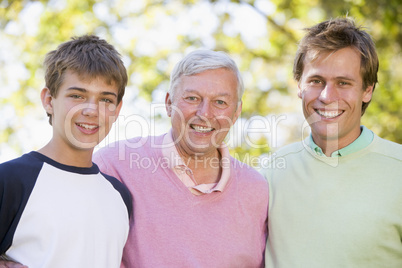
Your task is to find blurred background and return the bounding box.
[1,0,401,168]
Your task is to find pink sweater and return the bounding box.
[93,134,268,268]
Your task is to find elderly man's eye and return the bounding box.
[186,96,198,101]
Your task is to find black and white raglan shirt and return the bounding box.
[0,151,132,268]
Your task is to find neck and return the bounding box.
[312,127,362,157]
[38,140,94,167]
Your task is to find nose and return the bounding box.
[318,83,339,104]
[196,100,212,119]
[82,102,98,117]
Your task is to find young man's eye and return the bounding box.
[101,98,113,103]
[307,79,325,88]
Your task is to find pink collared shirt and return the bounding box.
[162,130,230,195]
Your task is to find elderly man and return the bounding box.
[94,50,268,267]
[265,18,402,267]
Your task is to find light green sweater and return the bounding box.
[265,128,402,268]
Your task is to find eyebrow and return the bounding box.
[67,87,118,98]
[335,76,356,82]
[306,74,356,82]
[184,89,231,97]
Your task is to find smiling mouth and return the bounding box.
[315,109,344,119]
[190,124,214,133]
[76,123,99,130]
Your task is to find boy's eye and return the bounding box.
[311,79,322,84]
[71,94,83,99]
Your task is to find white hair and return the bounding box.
[168,50,244,101]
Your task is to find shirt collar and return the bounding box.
[309,126,374,157]
[162,129,231,192]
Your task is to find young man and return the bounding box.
[0,35,132,268]
[265,18,402,267]
[94,50,268,267]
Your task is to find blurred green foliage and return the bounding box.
[1,0,401,161]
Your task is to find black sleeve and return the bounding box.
[0,155,41,254]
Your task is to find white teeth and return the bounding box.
[316,110,342,118]
[78,123,98,130]
[192,125,213,133]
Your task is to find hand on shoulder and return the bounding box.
[0,259,28,268]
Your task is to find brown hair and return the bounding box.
[44,35,127,122]
[293,17,379,114]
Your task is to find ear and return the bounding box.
[113,100,123,121]
[165,92,173,117]
[362,84,374,103]
[297,83,303,99]
[41,87,54,115]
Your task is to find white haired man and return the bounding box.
[94,50,268,267]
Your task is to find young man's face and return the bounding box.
[43,70,122,151]
[165,68,242,159]
[298,47,373,151]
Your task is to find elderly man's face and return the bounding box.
[165,68,242,158]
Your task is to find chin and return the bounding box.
[70,140,99,150]
[188,145,217,156]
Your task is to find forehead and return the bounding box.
[62,70,114,86]
[303,47,362,78]
[59,70,118,93]
[176,68,238,97]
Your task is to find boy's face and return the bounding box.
[42,70,122,150]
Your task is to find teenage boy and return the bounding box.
[0,35,132,268]
[265,18,402,267]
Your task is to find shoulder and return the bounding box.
[231,156,266,183]
[230,157,269,201]
[93,135,165,179]
[0,153,32,170]
[0,152,44,183]
[100,171,133,217]
[94,135,165,159]
[0,153,42,253]
[370,134,402,162]
[273,141,306,159]
[260,141,308,180]
[93,136,153,166]
[100,171,130,194]
[95,136,146,155]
